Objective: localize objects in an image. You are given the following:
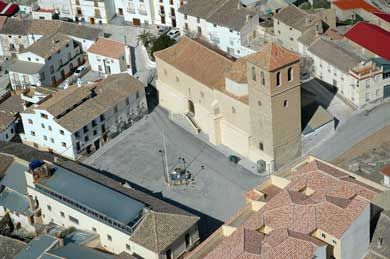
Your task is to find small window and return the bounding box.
[259,142,264,151]
[276,72,281,87]
[176,76,180,82]
[126,244,131,251]
[60,129,65,135]
[92,227,97,232]
[283,100,288,107]
[28,119,33,124]
[261,71,265,85]
[287,67,293,82]
[136,91,140,99]
[60,211,65,217]
[257,100,262,106]
[62,142,67,147]
[114,105,118,113]
[41,113,48,119]
[107,235,112,241]
[85,136,89,141]
[48,126,52,131]
[31,131,36,136]
[47,205,52,211]
[43,135,48,141]
[332,239,337,244]
[231,107,236,114]
[321,233,326,238]
[69,215,79,224]
[125,98,130,106]
[41,123,45,129]
[50,138,54,143]
[251,66,256,81]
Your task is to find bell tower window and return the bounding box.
[276,72,281,87]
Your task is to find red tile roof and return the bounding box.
[381,165,390,176]
[332,0,381,13]
[345,22,390,60]
[87,38,125,59]
[373,12,390,23]
[193,159,380,259]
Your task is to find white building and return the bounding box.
[304,38,384,108]
[9,33,83,89]
[20,74,147,160]
[153,0,185,28]
[87,38,128,75]
[117,0,155,26]
[0,17,102,57]
[17,0,39,14]
[177,0,260,58]
[0,94,24,142]
[71,0,116,24]
[23,158,199,258]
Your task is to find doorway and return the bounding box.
[188,100,195,115]
[118,8,123,15]
[90,17,95,24]
[133,18,141,26]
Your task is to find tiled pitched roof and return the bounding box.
[20,33,72,58]
[344,22,390,60]
[273,4,320,33]
[332,0,381,13]
[246,43,300,71]
[194,158,379,259]
[87,38,125,59]
[0,95,24,131]
[130,211,199,253]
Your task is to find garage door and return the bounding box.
[133,18,141,26]
[384,85,390,99]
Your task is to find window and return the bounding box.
[83,126,88,133]
[92,227,97,232]
[60,211,65,217]
[41,113,48,119]
[85,136,89,141]
[62,142,67,147]
[184,14,187,20]
[251,66,256,81]
[176,76,180,82]
[259,142,263,151]
[287,67,293,82]
[31,131,36,136]
[321,233,326,238]
[69,215,79,225]
[43,135,48,141]
[50,138,54,143]
[126,244,131,251]
[114,105,118,113]
[107,235,112,241]
[257,100,262,106]
[28,119,33,124]
[60,129,64,135]
[93,130,97,136]
[276,72,281,87]
[92,120,97,127]
[136,91,140,99]
[332,240,337,245]
[185,233,191,248]
[41,123,45,129]
[100,114,105,121]
[283,100,288,107]
[261,71,265,85]
[166,249,173,259]
[47,205,52,211]
[125,98,129,106]
[231,107,236,113]
[197,17,200,23]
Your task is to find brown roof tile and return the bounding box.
[87,38,125,59]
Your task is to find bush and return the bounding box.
[150,35,177,60]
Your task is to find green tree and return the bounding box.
[138,30,154,49]
[150,35,177,60]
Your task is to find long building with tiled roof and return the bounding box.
[186,156,383,259]
[20,74,148,160]
[156,37,302,172]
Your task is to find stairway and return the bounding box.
[169,112,201,135]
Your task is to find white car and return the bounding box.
[158,26,170,35]
[74,65,87,78]
[167,29,180,40]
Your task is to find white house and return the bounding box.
[9,33,83,89]
[305,38,384,108]
[0,17,102,57]
[115,0,155,26]
[70,0,116,24]
[22,158,199,258]
[153,0,185,28]
[87,38,127,75]
[20,74,147,160]
[0,94,24,142]
[177,0,259,58]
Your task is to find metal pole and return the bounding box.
[162,131,169,181]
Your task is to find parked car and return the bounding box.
[74,65,87,78]
[158,26,170,35]
[167,29,180,40]
[60,17,74,23]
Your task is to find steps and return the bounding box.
[169,112,201,135]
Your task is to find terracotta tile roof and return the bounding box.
[246,43,300,71]
[0,94,24,131]
[273,4,321,33]
[194,158,379,259]
[87,38,125,59]
[332,0,381,13]
[381,165,390,176]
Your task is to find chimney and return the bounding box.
[381,165,390,187]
